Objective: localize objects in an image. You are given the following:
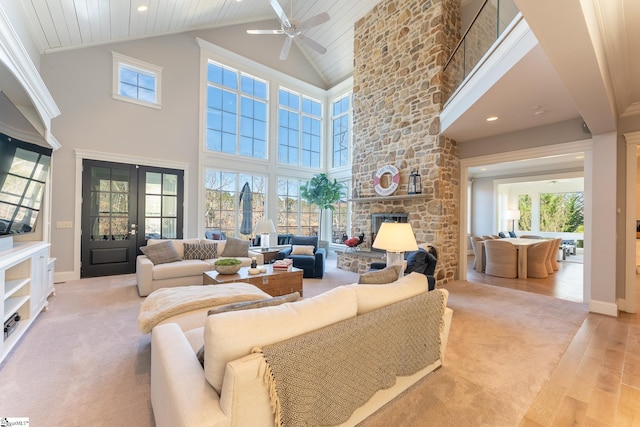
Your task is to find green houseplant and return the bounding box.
[300,173,343,246]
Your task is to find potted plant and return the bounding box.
[300,173,344,249]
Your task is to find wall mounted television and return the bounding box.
[0,132,52,236]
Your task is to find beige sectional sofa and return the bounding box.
[150,272,453,427]
[136,238,264,297]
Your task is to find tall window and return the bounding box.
[206,62,268,158]
[331,182,349,243]
[540,192,584,232]
[112,52,162,109]
[204,169,266,238]
[277,178,318,236]
[518,194,532,231]
[332,94,351,168]
[278,88,322,167]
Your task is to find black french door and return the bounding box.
[81,160,184,277]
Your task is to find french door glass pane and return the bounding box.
[146,172,162,194]
[163,175,178,195]
[162,218,177,238]
[162,196,177,216]
[146,195,161,216]
[145,218,161,239]
[145,171,179,239]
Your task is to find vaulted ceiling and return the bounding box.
[18,0,382,87]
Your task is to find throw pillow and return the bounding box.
[220,237,249,257]
[358,264,403,284]
[183,242,218,260]
[196,292,302,366]
[290,245,315,256]
[140,240,181,265]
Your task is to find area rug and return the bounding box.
[358,280,589,427]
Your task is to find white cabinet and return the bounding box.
[1,241,51,364]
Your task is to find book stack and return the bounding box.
[272,259,293,271]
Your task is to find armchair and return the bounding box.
[276,236,325,278]
[370,247,437,290]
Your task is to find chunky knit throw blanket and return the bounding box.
[138,283,270,333]
[253,289,446,427]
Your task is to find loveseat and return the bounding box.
[136,238,264,297]
[150,272,453,427]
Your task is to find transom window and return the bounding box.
[205,62,268,158]
[278,88,322,168]
[112,52,162,109]
[332,94,351,168]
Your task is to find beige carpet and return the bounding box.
[0,271,588,426]
[359,280,589,426]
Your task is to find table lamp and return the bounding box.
[254,219,276,249]
[372,222,418,277]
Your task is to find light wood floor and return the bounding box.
[465,254,640,426]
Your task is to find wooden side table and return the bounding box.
[259,249,281,264]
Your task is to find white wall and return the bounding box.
[39,25,327,278]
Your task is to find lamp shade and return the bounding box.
[372,222,418,252]
[254,219,276,234]
[505,209,521,220]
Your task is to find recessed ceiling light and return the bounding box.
[486,116,498,122]
[137,5,148,12]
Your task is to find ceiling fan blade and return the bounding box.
[300,12,330,30]
[297,34,327,55]
[247,29,285,35]
[280,37,293,60]
[270,0,291,27]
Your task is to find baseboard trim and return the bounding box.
[54,271,79,283]
[589,299,618,317]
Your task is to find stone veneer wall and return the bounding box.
[352,0,461,284]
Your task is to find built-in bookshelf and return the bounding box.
[1,241,53,364]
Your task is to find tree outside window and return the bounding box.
[204,169,266,238]
[540,192,584,232]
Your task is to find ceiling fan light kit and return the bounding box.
[247,0,330,60]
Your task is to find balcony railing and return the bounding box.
[443,0,519,103]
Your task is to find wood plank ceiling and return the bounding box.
[19,0,383,87]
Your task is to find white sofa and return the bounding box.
[150,272,453,427]
[136,238,264,297]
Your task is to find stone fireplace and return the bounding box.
[350,0,462,284]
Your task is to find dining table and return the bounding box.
[476,238,545,278]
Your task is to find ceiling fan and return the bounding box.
[247,0,330,60]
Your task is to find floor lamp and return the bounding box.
[372,222,418,277]
[505,209,521,232]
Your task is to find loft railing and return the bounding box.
[443,0,518,103]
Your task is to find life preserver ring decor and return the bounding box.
[373,165,400,196]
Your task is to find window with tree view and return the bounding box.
[517,192,584,233]
[277,178,318,237]
[331,182,348,243]
[204,170,266,239]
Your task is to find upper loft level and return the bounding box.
[445,0,520,105]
